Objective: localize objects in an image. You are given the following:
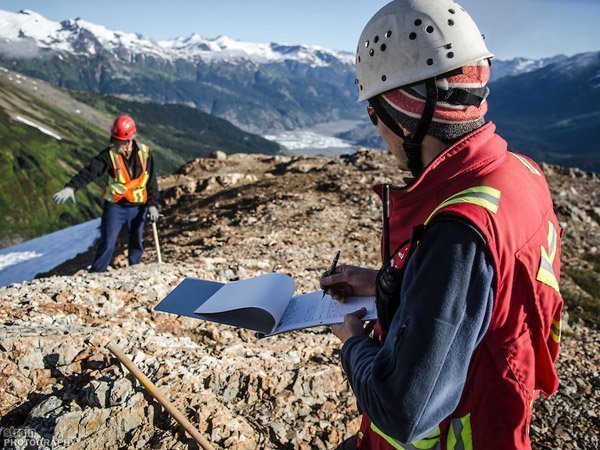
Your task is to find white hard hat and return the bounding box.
[356,0,493,102]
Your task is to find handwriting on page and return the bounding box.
[278,292,376,330]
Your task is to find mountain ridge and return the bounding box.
[0,9,354,66]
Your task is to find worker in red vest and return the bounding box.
[320,1,563,449]
[53,115,160,272]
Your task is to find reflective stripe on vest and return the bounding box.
[550,317,562,343]
[370,423,441,450]
[536,221,560,293]
[511,153,541,176]
[424,186,501,226]
[447,414,473,450]
[108,150,127,184]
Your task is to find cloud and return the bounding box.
[0,38,41,58]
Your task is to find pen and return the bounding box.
[322,250,341,299]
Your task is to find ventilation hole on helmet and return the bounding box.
[360,84,363,91]
[409,32,417,40]
[448,19,455,26]
[382,75,387,81]
[358,56,361,63]
[414,19,422,26]
[365,40,370,48]
[427,58,434,66]
[385,30,392,38]
[447,52,454,59]
[449,8,456,14]
[381,44,387,52]
[374,36,379,43]
[426,26,434,33]
[369,49,375,56]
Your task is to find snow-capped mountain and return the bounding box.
[0,9,359,133]
[0,9,353,67]
[487,51,600,171]
[0,9,165,58]
[490,55,569,82]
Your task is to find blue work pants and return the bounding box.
[90,202,147,272]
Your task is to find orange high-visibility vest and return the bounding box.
[103,144,150,204]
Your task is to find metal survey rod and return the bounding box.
[151,221,163,264]
[106,342,214,450]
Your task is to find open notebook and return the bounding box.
[154,273,376,336]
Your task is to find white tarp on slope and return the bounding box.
[0,218,101,286]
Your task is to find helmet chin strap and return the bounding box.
[369,77,439,178]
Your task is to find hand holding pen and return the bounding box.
[320,258,378,302]
[321,250,341,299]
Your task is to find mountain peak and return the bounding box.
[18,9,44,18]
[0,8,353,67]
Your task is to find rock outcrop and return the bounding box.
[1,151,598,449]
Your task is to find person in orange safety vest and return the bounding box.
[53,115,160,272]
[320,2,563,449]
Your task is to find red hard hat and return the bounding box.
[111,115,136,140]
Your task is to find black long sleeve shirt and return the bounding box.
[66,141,159,207]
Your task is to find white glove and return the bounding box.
[148,206,159,222]
[53,187,76,204]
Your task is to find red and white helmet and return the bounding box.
[111,115,137,141]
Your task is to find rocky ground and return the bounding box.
[1,150,598,449]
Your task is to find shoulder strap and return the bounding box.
[107,149,121,180]
[137,144,150,171]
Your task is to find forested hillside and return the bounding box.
[0,75,106,247]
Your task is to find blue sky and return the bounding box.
[2,0,599,59]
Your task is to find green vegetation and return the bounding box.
[70,91,283,175]
[0,78,106,246]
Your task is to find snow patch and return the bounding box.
[0,218,101,286]
[264,119,362,156]
[0,251,42,271]
[15,115,62,140]
[265,130,352,150]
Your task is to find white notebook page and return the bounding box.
[272,291,376,335]
[194,273,295,327]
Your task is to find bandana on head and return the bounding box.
[379,58,491,141]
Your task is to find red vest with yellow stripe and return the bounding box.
[357,123,563,450]
[103,144,151,204]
